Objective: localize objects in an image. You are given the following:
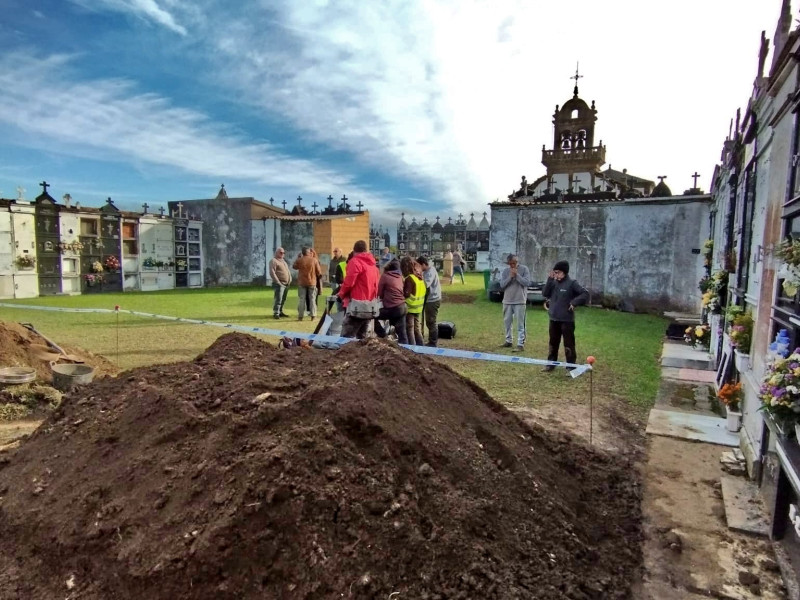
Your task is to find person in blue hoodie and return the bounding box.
[542,260,589,373]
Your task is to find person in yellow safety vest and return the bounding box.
[401,256,426,345]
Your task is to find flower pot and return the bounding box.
[726,406,742,433]
[734,349,750,372]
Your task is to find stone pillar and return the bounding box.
[443,250,454,279]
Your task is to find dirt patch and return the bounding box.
[0,333,643,599]
[0,321,119,384]
[440,292,476,304]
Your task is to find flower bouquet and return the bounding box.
[685,324,711,349]
[84,273,104,287]
[15,254,35,269]
[729,311,753,354]
[700,270,727,314]
[702,239,713,268]
[776,238,800,296]
[91,260,104,274]
[103,255,120,271]
[759,350,800,434]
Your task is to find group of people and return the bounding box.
[268,246,324,320]
[335,241,442,345]
[270,241,589,371]
[498,254,589,372]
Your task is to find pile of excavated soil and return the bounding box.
[0,334,642,599]
[0,322,118,383]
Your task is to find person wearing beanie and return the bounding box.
[542,260,589,373]
[499,253,531,352]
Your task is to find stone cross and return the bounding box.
[570,176,580,190]
[327,194,334,207]
[269,197,274,205]
[448,217,452,224]
[159,206,165,216]
[282,199,287,210]
[340,194,348,208]
[311,201,318,214]
[658,176,667,183]
[296,196,303,207]
[142,202,149,214]
[470,212,474,218]
[692,172,701,188]
[356,200,364,211]
[176,202,184,218]
[40,181,49,194]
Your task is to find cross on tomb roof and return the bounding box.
[327,195,334,207]
[142,202,149,214]
[159,206,165,216]
[269,197,274,206]
[658,176,667,183]
[40,181,49,194]
[311,201,318,214]
[356,200,364,211]
[692,172,701,188]
[282,199,287,210]
[296,196,303,206]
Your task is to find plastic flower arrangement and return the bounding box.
[702,239,713,267]
[700,270,727,313]
[15,254,35,268]
[91,261,104,273]
[142,257,157,268]
[776,238,800,296]
[759,351,800,426]
[685,324,710,348]
[83,273,104,285]
[718,382,742,412]
[729,312,754,353]
[103,255,120,271]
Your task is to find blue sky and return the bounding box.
[0,0,784,229]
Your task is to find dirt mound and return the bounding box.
[0,322,118,383]
[0,334,642,599]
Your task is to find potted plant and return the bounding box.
[729,310,754,371]
[684,323,711,350]
[718,382,743,432]
[759,350,800,436]
[15,254,36,270]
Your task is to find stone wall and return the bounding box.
[489,196,711,312]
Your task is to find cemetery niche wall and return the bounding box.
[0,183,206,298]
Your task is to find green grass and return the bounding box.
[0,272,666,410]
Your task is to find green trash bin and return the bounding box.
[483,269,491,290]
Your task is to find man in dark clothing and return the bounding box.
[329,247,345,294]
[541,260,589,373]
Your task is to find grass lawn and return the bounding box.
[0,272,666,410]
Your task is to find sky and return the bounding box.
[0,0,787,230]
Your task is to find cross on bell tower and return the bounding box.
[571,62,583,96]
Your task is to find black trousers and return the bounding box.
[548,320,576,368]
[374,305,408,344]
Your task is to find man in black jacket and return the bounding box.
[542,260,589,373]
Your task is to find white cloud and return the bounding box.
[69,0,188,35]
[0,51,385,206]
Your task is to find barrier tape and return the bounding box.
[0,303,592,377]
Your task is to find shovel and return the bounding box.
[19,323,85,363]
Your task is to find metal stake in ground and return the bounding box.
[587,355,596,445]
[115,305,120,365]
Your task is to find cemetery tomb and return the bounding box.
[121,219,140,291]
[98,201,122,293]
[0,206,13,298]
[79,215,103,293]
[139,217,176,292]
[58,210,82,295]
[34,195,62,296]
[174,218,204,288]
[8,205,38,298]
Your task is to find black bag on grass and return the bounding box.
[437,321,456,339]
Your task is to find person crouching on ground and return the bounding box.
[401,256,426,345]
[417,255,441,347]
[337,240,379,339]
[500,253,531,352]
[542,260,588,373]
[374,259,408,344]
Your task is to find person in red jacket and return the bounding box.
[337,240,379,339]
